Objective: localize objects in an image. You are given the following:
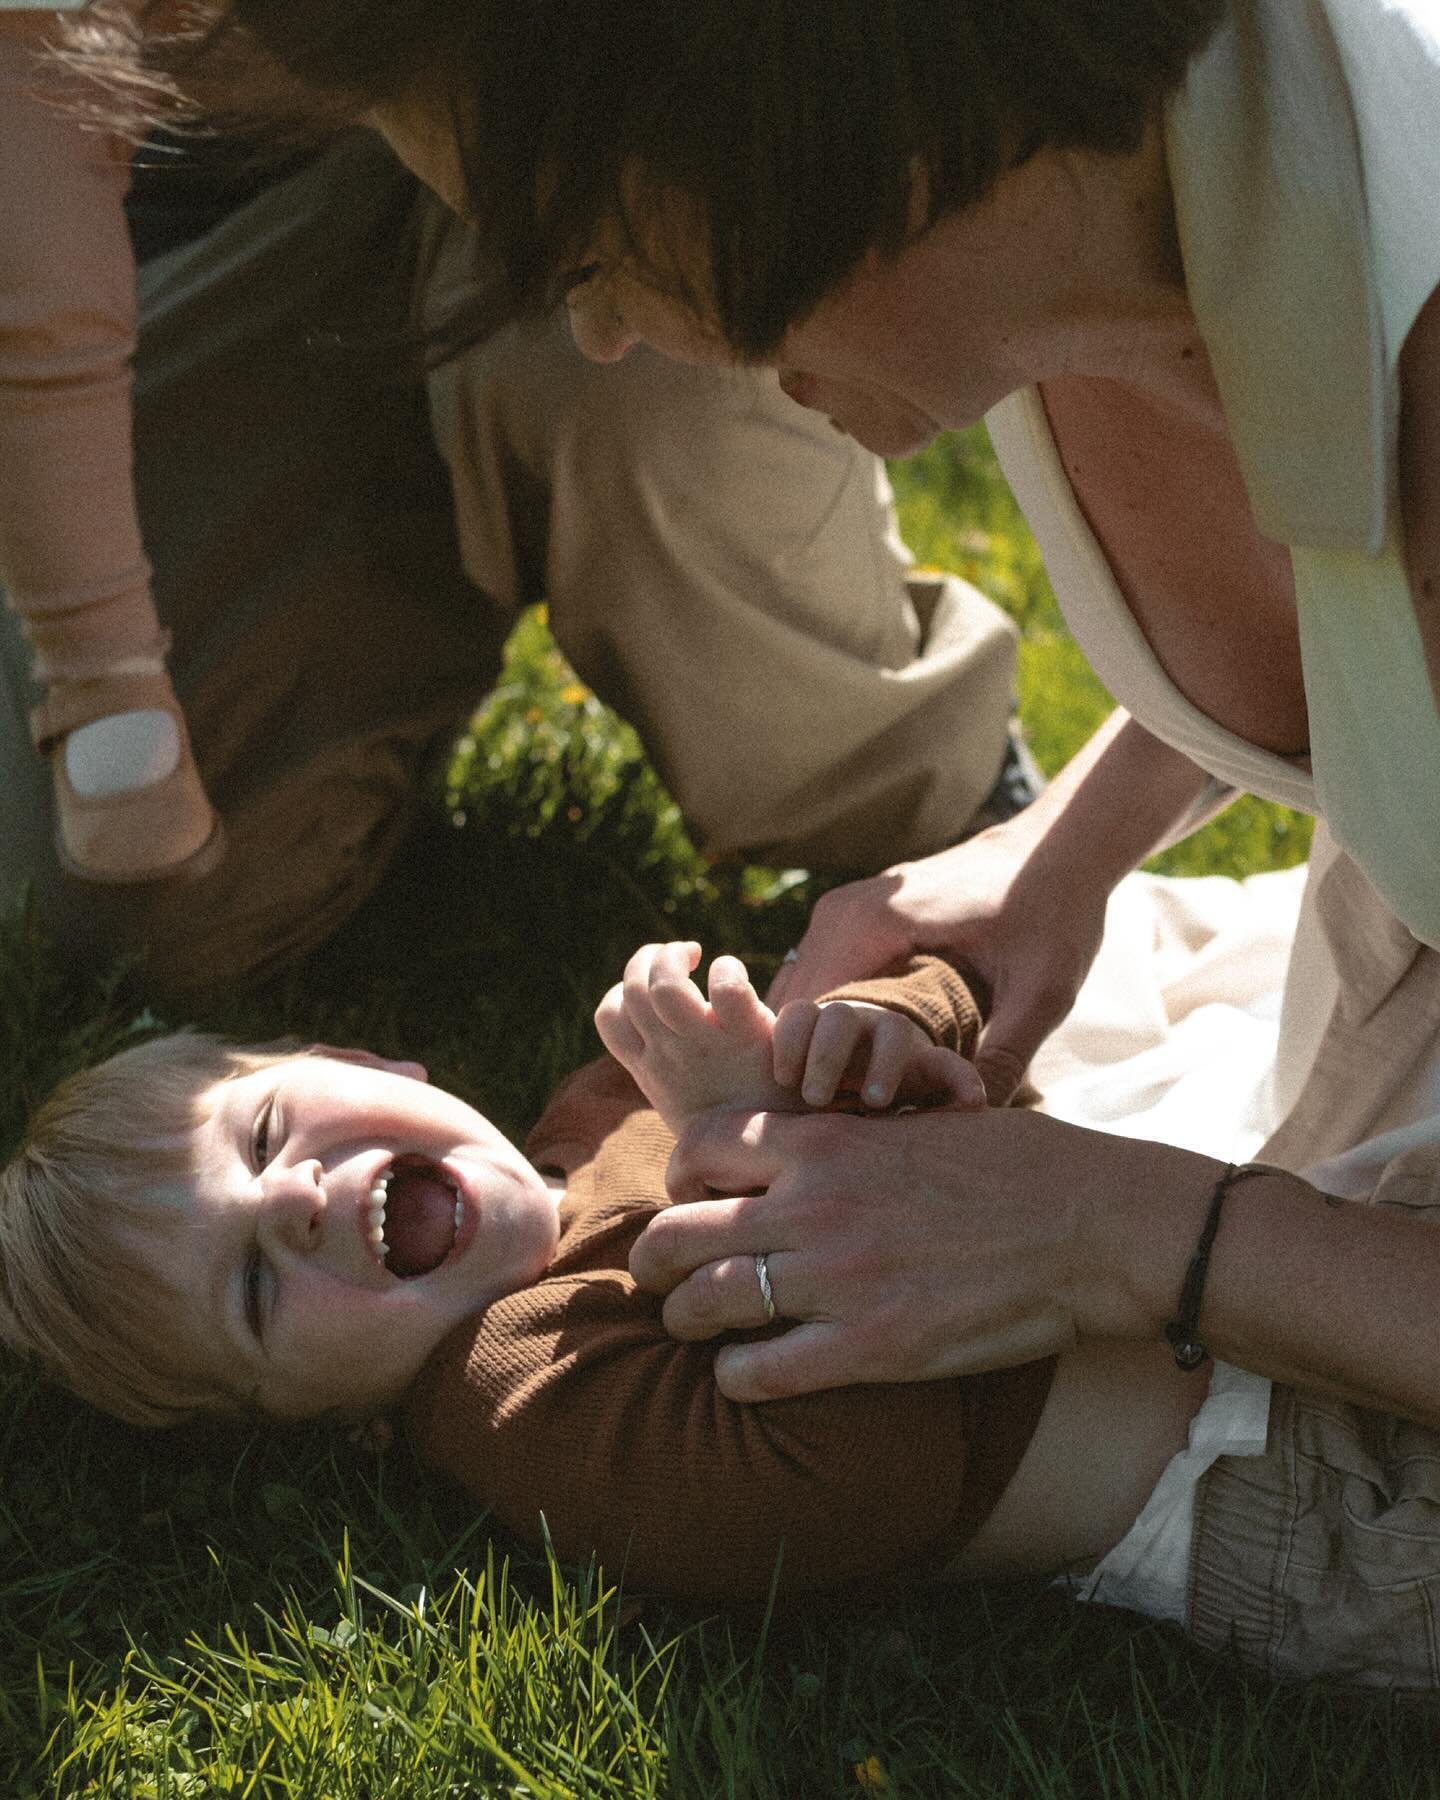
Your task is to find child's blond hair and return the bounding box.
[0,1033,297,1428]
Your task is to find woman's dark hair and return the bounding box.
[87,0,1226,355]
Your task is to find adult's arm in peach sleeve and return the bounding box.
[0,13,163,676]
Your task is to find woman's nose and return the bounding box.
[566,292,639,364]
[262,1160,325,1250]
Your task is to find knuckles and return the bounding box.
[726,1350,801,1404]
[686,1257,738,1325]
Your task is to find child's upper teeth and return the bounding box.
[367,1173,391,1264]
[454,1196,463,1234]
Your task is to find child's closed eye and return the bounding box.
[251,1095,276,1171]
[243,1246,266,1342]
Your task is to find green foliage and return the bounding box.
[0,430,1378,1798]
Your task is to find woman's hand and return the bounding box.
[770,820,1110,1105]
[768,713,1225,1102]
[630,1106,1221,1401]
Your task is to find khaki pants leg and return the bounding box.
[1190,1146,1440,1694]
[0,136,501,1002]
[424,220,1020,871]
[1187,856,1440,1691]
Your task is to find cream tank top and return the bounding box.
[988,0,1440,952]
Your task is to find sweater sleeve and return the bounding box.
[817,954,984,1057]
[522,1054,648,1175]
[405,1114,1054,1600]
[0,15,163,676]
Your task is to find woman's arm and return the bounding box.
[643,1108,1440,1430]
[772,709,1225,1100]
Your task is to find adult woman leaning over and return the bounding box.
[126,0,1440,1687]
[603,0,1440,1688]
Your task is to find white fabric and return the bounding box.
[1036,865,1298,1625]
[1032,863,1305,1159]
[1038,860,1440,1628]
[1071,1360,1271,1626]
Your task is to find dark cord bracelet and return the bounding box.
[1163,1162,1277,1370]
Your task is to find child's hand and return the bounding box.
[596,941,986,1134]
[595,941,793,1135]
[773,998,986,1113]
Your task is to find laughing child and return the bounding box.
[1,945,1072,1598]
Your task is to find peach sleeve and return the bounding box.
[0,12,163,678]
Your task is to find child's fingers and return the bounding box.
[707,954,774,1043]
[772,999,821,1087]
[799,1004,870,1106]
[620,943,664,1033]
[646,941,708,1032]
[594,983,646,1062]
[902,1045,988,1111]
[622,941,698,1034]
[853,1010,924,1108]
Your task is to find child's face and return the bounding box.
[131,1054,560,1420]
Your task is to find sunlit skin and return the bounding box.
[371,92,1198,459]
[122,1054,561,1421]
[560,123,1200,459]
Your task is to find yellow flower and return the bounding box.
[855,1756,890,1791]
[560,682,591,705]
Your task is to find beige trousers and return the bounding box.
[1,137,1020,999]
[1189,840,1440,1693]
[422,215,1019,868]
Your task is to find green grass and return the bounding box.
[1,428,1415,1800]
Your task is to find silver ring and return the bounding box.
[782,947,800,965]
[754,1253,777,1324]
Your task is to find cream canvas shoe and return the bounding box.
[30,670,224,884]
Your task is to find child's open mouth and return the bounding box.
[365,1157,463,1277]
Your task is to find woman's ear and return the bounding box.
[305,1045,429,1083]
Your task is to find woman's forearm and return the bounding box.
[1087,1151,1440,1431]
[647,1091,1440,1424]
[1010,707,1225,891]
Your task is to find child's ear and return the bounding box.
[306,1044,429,1083]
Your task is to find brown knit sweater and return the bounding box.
[404,958,1055,1599]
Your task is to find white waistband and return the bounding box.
[1065,1361,1271,1627]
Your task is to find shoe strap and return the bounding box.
[30,671,183,756]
